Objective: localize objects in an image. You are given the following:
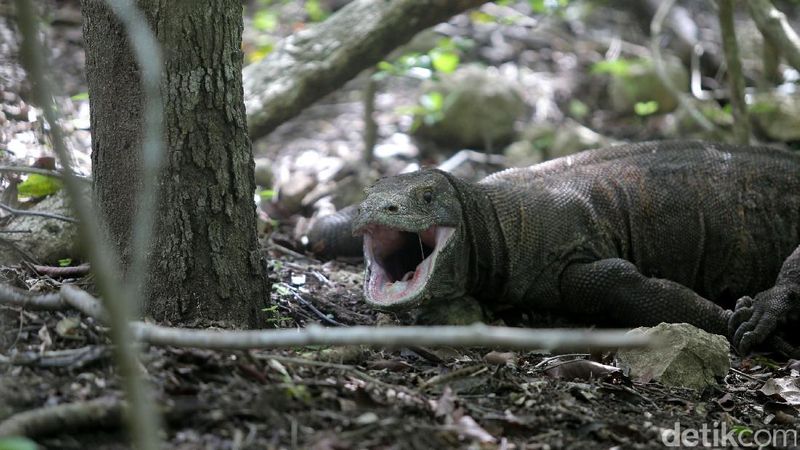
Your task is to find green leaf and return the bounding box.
[591,58,635,77]
[305,0,329,22]
[469,10,496,24]
[634,101,659,116]
[58,258,72,267]
[272,283,290,296]
[253,10,278,32]
[259,189,275,200]
[731,425,753,437]
[529,0,569,14]
[0,437,39,450]
[430,49,460,74]
[17,174,62,198]
[376,61,395,73]
[568,99,589,119]
[420,91,444,112]
[70,92,89,101]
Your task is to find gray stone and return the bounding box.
[750,92,800,142]
[413,64,527,150]
[0,189,81,266]
[608,56,688,115]
[615,322,730,390]
[504,119,615,167]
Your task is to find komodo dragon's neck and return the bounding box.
[440,173,509,302]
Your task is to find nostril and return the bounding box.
[386,204,399,213]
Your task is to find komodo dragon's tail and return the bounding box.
[305,205,364,260]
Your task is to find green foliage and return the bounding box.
[262,304,291,326]
[591,58,638,77]
[0,437,38,450]
[259,189,276,200]
[399,91,446,130]
[17,174,62,198]
[272,283,290,296]
[730,425,753,438]
[375,38,469,81]
[58,258,72,267]
[430,48,460,74]
[634,101,659,116]
[529,0,570,14]
[253,9,278,32]
[568,99,589,119]
[70,92,89,101]
[305,0,329,22]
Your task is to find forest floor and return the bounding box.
[1,1,800,449]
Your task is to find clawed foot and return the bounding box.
[728,285,800,357]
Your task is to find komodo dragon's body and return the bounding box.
[312,141,800,354]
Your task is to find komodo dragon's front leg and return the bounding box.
[559,258,733,337]
[729,245,800,356]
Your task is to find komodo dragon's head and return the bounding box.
[353,169,468,311]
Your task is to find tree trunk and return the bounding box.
[82,0,269,328]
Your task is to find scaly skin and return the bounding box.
[343,141,800,356]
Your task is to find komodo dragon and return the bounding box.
[308,141,800,355]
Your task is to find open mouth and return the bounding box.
[361,224,455,309]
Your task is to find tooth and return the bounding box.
[401,271,414,281]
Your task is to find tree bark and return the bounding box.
[82,0,269,328]
[243,0,488,140]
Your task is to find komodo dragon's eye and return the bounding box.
[422,190,433,203]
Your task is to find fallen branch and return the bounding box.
[0,283,64,310]
[129,322,649,351]
[0,345,111,369]
[74,286,650,351]
[243,0,487,139]
[0,166,91,183]
[0,202,78,223]
[32,263,91,278]
[4,284,652,351]
[747,0,800,72]
[0,397,124,437]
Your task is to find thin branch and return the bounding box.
[58,284,650,351]
[718,0,751,144]
[0,345,111,369]
[32,263,91,278]
[0,397,124,438]
[0,283,64,310]
[747,0,800,72]
[650,0,716,132]
[129,322,650,351]
[0,166,91,182]
[279,282,345,327]
[363,70,378,165]
[14,1,160,449]
[0,202,78,223]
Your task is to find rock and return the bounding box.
[0,189,81,266]
[504,119,615,167]
[608,56,688,115]
[750,92,800,142]
[274,171,316,215]
[615,322,730,390]
[413,64,527,150]
[253,157,273,187]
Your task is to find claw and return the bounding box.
[729,286,798,355]
[735,296,753,310]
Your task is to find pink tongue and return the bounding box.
[419,226,437,248]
